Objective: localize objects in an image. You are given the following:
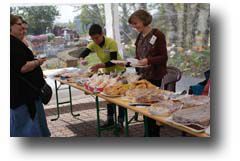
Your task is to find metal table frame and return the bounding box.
[51,80,80,121]
[52,78,209,137]
[52,79,130,136]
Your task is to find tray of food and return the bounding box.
[166,103,210,133]
[166,117,207,133]
[176,95,210,109]
[148,100,183,117]
[84,82,103,93]
[100,92,121,98]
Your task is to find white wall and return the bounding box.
[104,3,124,58]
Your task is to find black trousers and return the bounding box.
[146,79,162,137]
[107,103,124,123]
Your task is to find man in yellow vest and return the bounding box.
[79,24,125,128]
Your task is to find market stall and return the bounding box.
[49,68,210,137]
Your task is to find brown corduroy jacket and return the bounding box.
[135,28,168,80]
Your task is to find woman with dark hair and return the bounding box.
[10,14,50,137]
[128,9,168,137]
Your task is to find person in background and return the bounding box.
[79,24,125,128]
[189,70,210,96]
[128,9,168,137]
[18,17,32,49]
[10,14,50,137]
[21,20,30,47]
[202,79,210,96]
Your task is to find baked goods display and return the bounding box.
[132,90,165,103]
[53,68,211,134]
[126,88,155,98]
[86,73,151,95]
[128,79,156,89]
[102,79,156,96]
[172,103,210,128]
[176,95,210,109]
[148,100,183,116]
[84,74,120,93]
[53,68,94,83]
[125,88,172,103]
[102,83,130,96]
[120,73,141,83]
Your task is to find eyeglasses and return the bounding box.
[15,23,23,26]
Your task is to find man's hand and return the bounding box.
[90,63,105,72]
[79,58,88,66]
[117,63,126,67]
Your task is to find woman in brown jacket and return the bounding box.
[128,9,168,137]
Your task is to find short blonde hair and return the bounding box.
[128,9,152,26]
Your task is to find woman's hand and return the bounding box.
[138,58,148,66]
[21,58,46,73]
[37,58,47,65]
[90,63,105,72]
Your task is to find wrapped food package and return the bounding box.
[172,104,210,127]
[126,88,171,102]
[134,94,161,103]
[178,95,210,109]
[148,100,183,116]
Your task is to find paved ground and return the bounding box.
[45,97,185,137]
[44,69,202,137]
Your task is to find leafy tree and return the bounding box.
[138,3,147,10]
[10,6,60,35]
[118,3,137,44]
[74,4,105,32]
[155,4,169,38]
[55,21,76,31]
[67,21,76,30]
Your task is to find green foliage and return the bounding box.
[11,6,60,35]
[74,4,105,29]
[54,21,76,31]
[168,49,210,77]
[123,45,135,58]
[66,21,76,30]
[152,4,168,35]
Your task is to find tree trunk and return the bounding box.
[165,3,178,45]
[192,4,201,47]
[176,4,184,48]
[182,4,189,49]
[196,4,210,50]
[138,3,147,10]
